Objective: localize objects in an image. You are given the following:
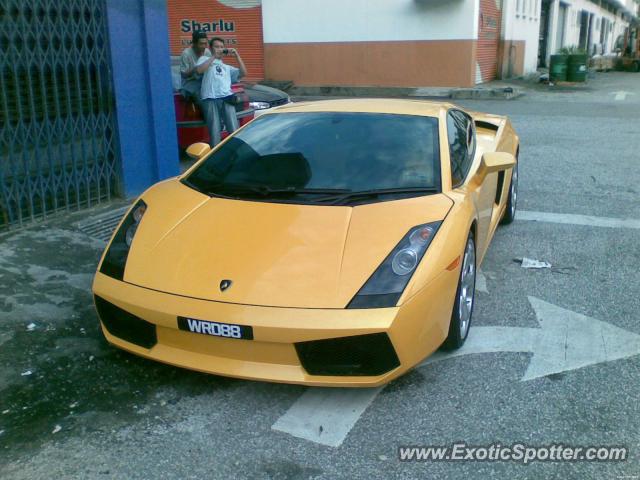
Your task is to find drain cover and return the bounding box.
[76,206,129,242]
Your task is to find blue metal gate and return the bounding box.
[0,0,120,229]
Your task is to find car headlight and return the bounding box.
[347,222,442,309]
[99,200,147,281]
[249,101,271,110]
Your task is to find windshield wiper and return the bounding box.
[315,187,439,205]
[260,187,351,195]
[199,183,437,203]
[206,183,350,198]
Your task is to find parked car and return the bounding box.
[93,99,519,387]
[243,82,291,117]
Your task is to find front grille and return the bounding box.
[295,333,400,376]
[94,296,157,349]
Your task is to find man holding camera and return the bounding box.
[196,37,247,147]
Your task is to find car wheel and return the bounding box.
[500,160,518,225]
[442,232,476,350]
[631,61,640,73]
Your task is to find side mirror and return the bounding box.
[186,142,211,160]
[476,152,516,180]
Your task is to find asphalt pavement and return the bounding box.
[1,71,639,480]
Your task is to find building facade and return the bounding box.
[261,0,639,85]
[500,0,640,76]
[262,0,501,88]
[541,0,639,62]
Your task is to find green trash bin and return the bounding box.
[567,54,588,82]
[550,55,568,82]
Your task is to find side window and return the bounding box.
[447,110,475,187]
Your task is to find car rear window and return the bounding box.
[185,111,440,202]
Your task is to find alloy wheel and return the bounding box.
[458,236,476,339]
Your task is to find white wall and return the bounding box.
[620,0,640,15]
[262,0,479,43]
[548,0,632,56]
[502,0,542,74]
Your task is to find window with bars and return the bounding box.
[0,0,120,228]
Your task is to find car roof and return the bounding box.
[269,98,453,118]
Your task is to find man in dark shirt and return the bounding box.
[179,31,211,101]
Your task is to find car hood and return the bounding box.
[242,83,289,103]
[122,180,453,308]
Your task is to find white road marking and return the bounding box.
[611,91,634,101]
[517,210,640,229]
[272,387,382,447]
[422,296,640,380]
[274,297,640,447]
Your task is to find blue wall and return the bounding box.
[105,0,179,197]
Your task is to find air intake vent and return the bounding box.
[94,296,157,349]
[295,333,400,376]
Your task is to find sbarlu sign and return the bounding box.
[167,0,265,80]
[180,19,236,34]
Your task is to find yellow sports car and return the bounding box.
[92,99,519,387]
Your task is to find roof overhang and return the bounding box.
[605,0,639,21]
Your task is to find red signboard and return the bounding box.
[167,0,264,81]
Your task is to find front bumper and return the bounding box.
[92,269,456,387]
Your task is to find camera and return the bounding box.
[222,49,229,55]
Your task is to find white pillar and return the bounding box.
[546,0,560,65]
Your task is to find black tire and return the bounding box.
[442,232,476,350]
[631,62,640,73]
[500,160,518,225]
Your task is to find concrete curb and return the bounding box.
[450,87,523,100]
[288,85,426,98]
[287,85,523,100]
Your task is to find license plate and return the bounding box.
[177,317,253,340]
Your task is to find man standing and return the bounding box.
[179,31,211,101]
[196,37,247,147]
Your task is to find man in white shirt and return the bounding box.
[179,31,211,101]
[196,37,247,147]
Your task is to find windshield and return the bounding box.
[184,112,441,204]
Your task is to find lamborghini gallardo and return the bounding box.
[92,99,519,386]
